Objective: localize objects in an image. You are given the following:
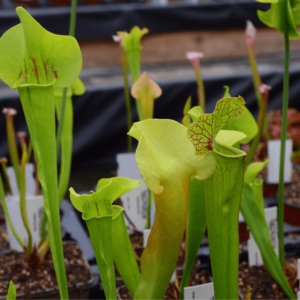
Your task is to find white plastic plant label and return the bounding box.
[248,207,278,266]
[184,282,214,299]
[117,153,151,230]
[121,181,149,230]
[6,163,36,196]
[117,153,142,180]
[143,229,151,248]
[5,194,44,252]
[267,139,293,183]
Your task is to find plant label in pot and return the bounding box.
[5,195,44,252]
[267,139,293,183]
[184,282,214,299]
[117,153,151,230]
[6,163,36,196]
[248,207,278,266]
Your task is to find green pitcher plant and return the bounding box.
[118,26,149,121]
[222,85,258,145]
[128,118,216,299]
[182,96,192,127]
[6,281,16,300]
[187,97,247,299]
[69,177,141,299]
[180,91,257,299]
[113,34,133,152]
[55,78,85,202]
[131,71,162,120]
[256,0,300,268]
[0,7,82,299]
[241,160,296,299]
[40,78,85,243]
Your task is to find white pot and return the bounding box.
[267,139,293,184]
[6,163,36,196]
[116,153,155,230]
[5,194,44,252]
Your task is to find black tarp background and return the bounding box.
[0,0,269,40]
[0,68,299,170]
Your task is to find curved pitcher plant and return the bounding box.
[0,7,82,299]
[70,177,141,299]
[256,0,300,267]
[128,118,216,299]
[187,97,247,299]
[55,78,85,202]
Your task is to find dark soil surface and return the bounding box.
[238,259,299,299]
[0,204,4,217]
[0,242,93,298]
[117,263,211,299]
[0,226,9,250]
[285,183,300,206]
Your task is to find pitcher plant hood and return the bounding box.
[187,97,247,158]
[70,177,141,220]
[0,7,82,89]
[128,119,216,194]
[256,0,300,39]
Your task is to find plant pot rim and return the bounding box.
[0,241,94,299]
[284,200,300,209]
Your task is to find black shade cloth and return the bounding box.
[0,68,299,170]
[0,0,269,40]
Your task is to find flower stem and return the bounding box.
[245,90,268,167]
[0,175,24,249]
[121,48,132,152]
[247,44,271,141]
[56,0,77,159]
[193,65,205,113]
[278,31,289,269]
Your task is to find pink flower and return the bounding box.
[186,52,204,65]
[245,20,256,45]
[112,35,122,43]
[3,108,17,116]
[257,84,271,94]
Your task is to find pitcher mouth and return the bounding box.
[13,79,56,90]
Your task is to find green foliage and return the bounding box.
[179,178,206,299]
[241,184,295,299]
[187,97,247,299]
[118,26,149,121]
[112,208,141,296]
[0,175,24,249]
[256,0,300,39]
[6,281,16,300]
[222,86,258,144]
[55,78,85,202]
[182,96,192,127]
[128,119,216,299]
[70,177,140,299]
[131,72,162,120]
[0,7,83,299]
[19,145,33,258]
